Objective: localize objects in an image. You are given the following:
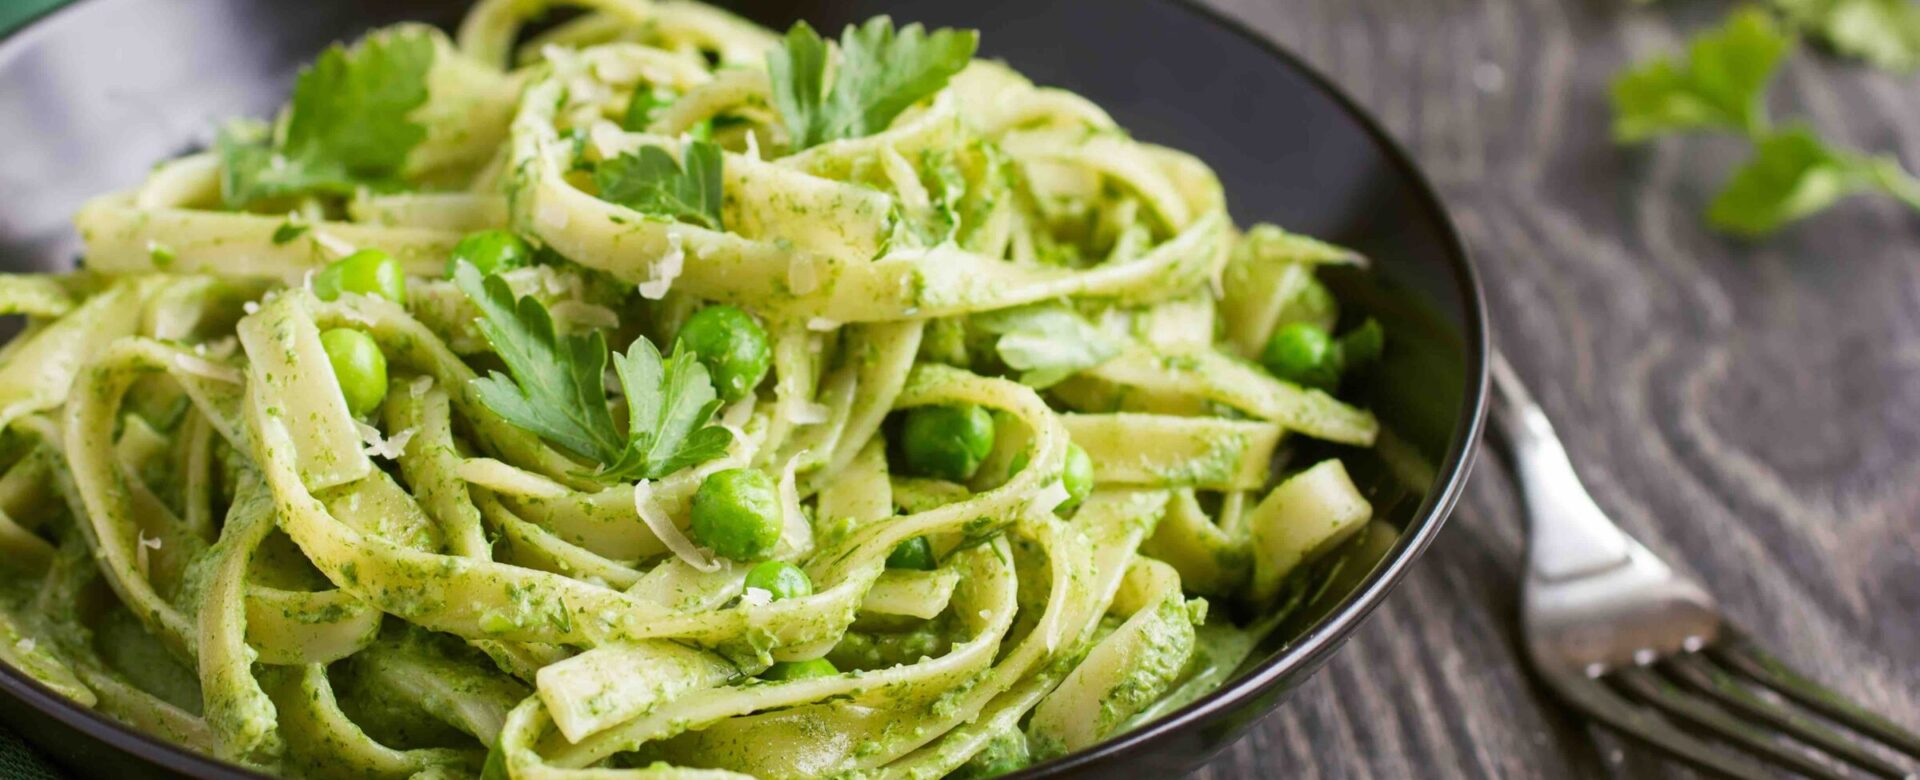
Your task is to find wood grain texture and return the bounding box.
[1191,0,1920,777]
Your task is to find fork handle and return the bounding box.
[1487,352,1634,582]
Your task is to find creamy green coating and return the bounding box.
[0,4,1390,778]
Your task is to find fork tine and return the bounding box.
[1712,632,1920,760]
[1538,668,1777,779]
[1663,653,1912,779]
[1612,665,1850,780]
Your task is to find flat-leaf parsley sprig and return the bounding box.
[767,17,978,152]
[1636,0,1920,72]
[1771,0,1920,72]
[593,140,727,230]
[452,261,731,481]
[1611,6,1920,236]
[218,27,436,208]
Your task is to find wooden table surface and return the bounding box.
[1192,0,1920,777]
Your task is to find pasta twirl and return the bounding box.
[0,2,1393,778]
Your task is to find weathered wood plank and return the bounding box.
[1196,0,1920,776]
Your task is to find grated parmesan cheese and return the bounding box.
[13,639,32,655]
[536,267,571,298]
[172,353,243,385]
[786,254,819,295]
[135,531,160,577]
[540,44,577,68]
[409,375,434,398]
[202,337,239,359]
[789,400,830,425]
[637,233,684,300]
[590,56,641,84]
[311,231,356,258]
[590,120,628,160]
[1030,479,1071,517]
[741,587,773,607]
[334,295,378,325]
[356,421,416,460]
[720,395,757,429]
[776,452,812,558]
[806,317,840,332]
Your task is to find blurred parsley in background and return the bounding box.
[1614,4,1920,237]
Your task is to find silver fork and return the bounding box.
[1489,353,1920,779]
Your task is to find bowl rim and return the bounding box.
[0,0,1489,777]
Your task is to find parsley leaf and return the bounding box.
[1610,7,1789,142]
[602,339,733,481]
[1774,0,1920,71]
[971,303,1124,388]
[271,222,309,245]
[453,261,625,465]
[1617,5,1920,236]
[454,261,733,480]
[593,141,725,230]
[219,28,436,207]
[769,22,830,149]
[1708,126,1920,235]
[768,18,978,152]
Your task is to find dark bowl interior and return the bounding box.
[0,0,1488,777]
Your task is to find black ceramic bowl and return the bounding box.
[0,1,1488,777]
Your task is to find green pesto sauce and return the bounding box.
[1148,432,1248,487]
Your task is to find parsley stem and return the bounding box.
[1866,158,1920,214]
[1741,98,1772,140]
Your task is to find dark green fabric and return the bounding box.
[0,0,71,774]
[0,726,60,780]
[0,0,67,39]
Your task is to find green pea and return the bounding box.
[1260,322,1339,390]
[675,305,771,402]
[320,328,388,416]
[762,658,838,681]
[1059,443,1094,512]
[313,248,406,304]
[448,230,532,278]
[886,536,936,571]
[897,405,995,481]
[743,560,811,601]
[689,468,781,561]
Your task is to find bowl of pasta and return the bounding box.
[0,0,1487,778]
